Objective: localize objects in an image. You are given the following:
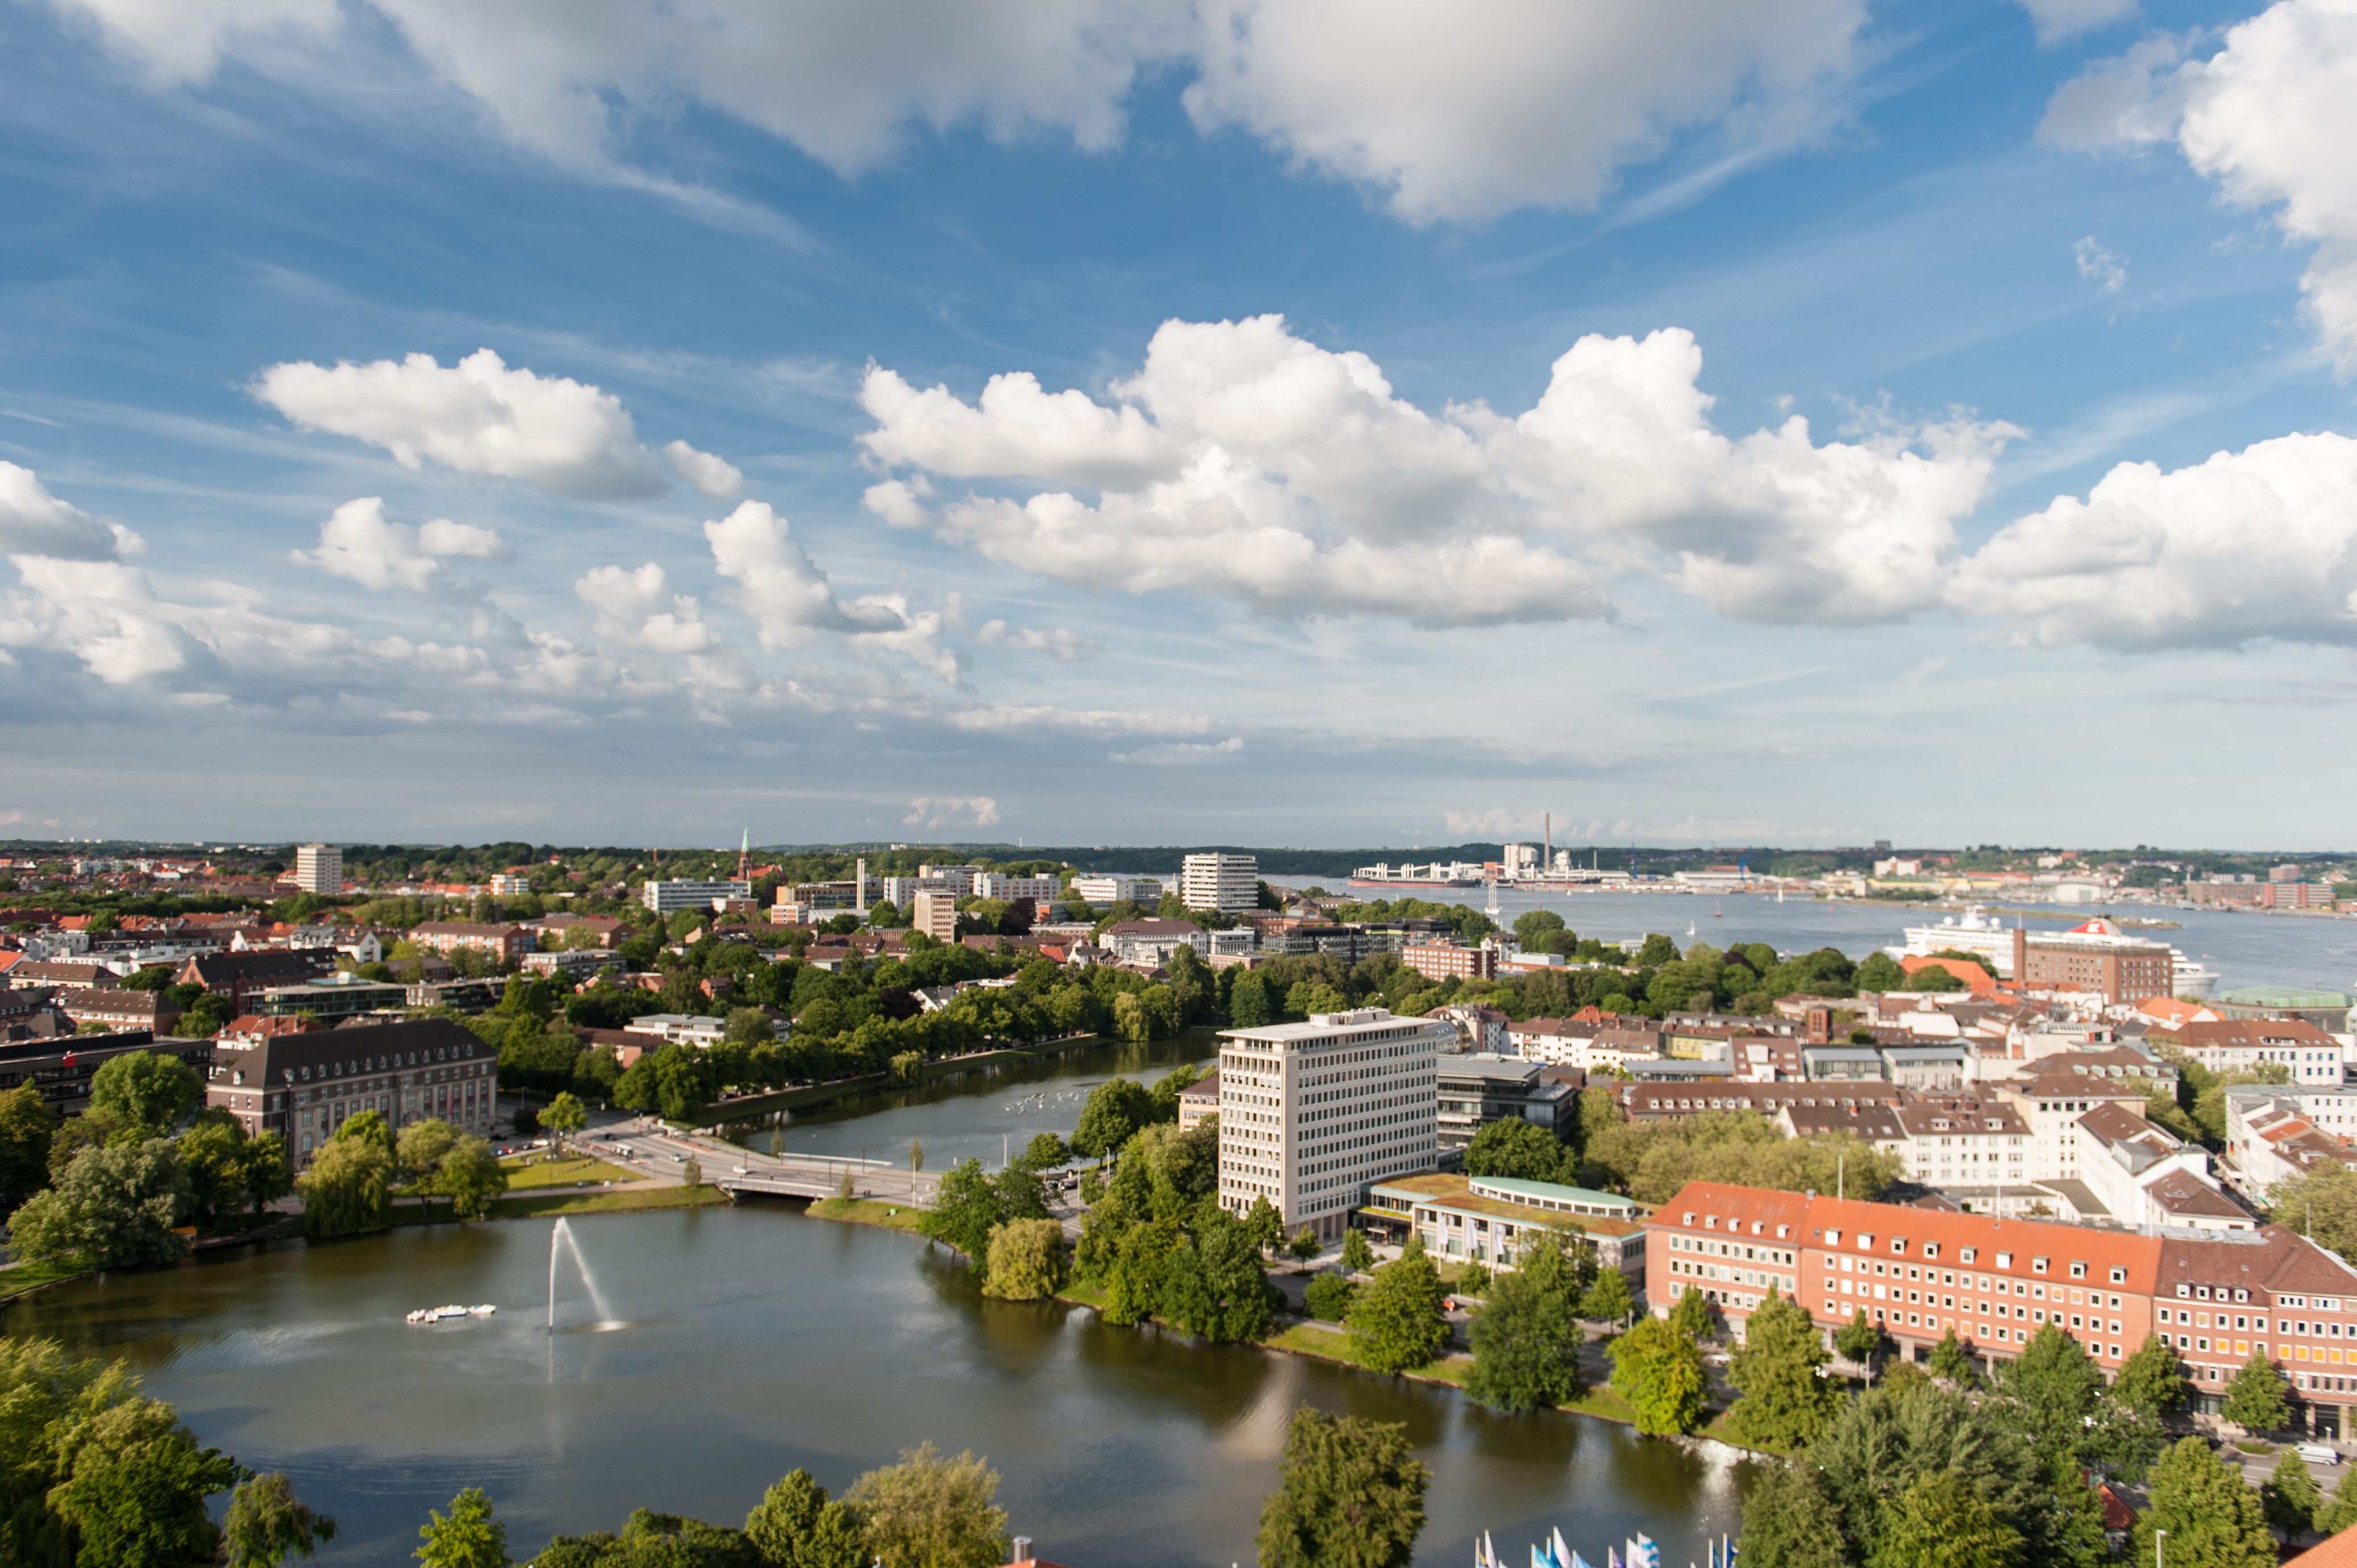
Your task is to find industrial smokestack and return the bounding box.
[1012,1538,1033,1565]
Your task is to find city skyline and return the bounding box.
[2,1,2354,847]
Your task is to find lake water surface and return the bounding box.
[6,1210,1750,1568]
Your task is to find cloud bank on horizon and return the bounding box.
[3,0,2355,845]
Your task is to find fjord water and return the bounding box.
[7,1209,1748,1567]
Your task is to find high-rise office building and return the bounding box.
[1180,852,1257,914]
[293,843,342,896]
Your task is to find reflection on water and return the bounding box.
[6,1208,1751,1568]
[731,1035,1220,1167]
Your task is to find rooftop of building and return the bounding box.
[1221,1008,1449,1045]
[1364,1171,1645,1236]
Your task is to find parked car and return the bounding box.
[2300,1444,2342,1466]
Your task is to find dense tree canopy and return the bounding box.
[1255,1409,1429,1568]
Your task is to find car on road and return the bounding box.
[2300,1444,2342,1465]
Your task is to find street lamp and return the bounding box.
[2155,1527,2166,1568]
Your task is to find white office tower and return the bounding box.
[642,877,752,914]
[1180,852,1258,913]
[1216,1007,1450,1242]
[293,843,342,896]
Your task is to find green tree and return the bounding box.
[1928,1327,1975,1386]
[1580,1267,1633,1326]
[0,1081,57,1212]
[1735,1461,1844,1568]
[1069,1078,1154,1158]
[6,1137,191,1267]
[1339,1227,1375,1274]
[2000,1323,2105,1462]
[417,1487,510,1568]
[397,1118,461,1186]
[86,1050,204,1139]
[1305,1274,1356,1323]
[1243,1194,1284,1255]
[298,1123,394,1236]
[1288,1227,1321,1261]
[1254,1408,1429,1568]
[2113,1332,2190,1417]
[1668,1285,1715,1340]
[540,1091,588,1153]
[1608,1315,1706,1436]
[844,1442,1007,1568]
[1013,1133,1068,1172]
[435,1135,507,1220]
[910,1138,927,1174]
[744,1470,864,1568]
[2316,1465,2357,1536]
[1834,1310,1887,1378]
[1230,970,1273,1028]
[49,1395,241,1568]
[1161,1210,1275,1342]
[1347,1243,1450,1374]
[222,1471,340,1567]
[1466,1232,1586,1413]
[1723,1294,1839,1450]
[2221,1348,2290,1432]
[1873,1470,2022,1568]
[981,1218,1068,1300]
[2263,1445,2323,1537]
[923,1158,1005,1260]
[2132,1437,2274,1568]
[1460,1118,1572,1183]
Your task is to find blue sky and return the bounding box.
[2,0,2354,851]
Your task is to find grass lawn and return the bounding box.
[1559,1384,1644,1425]
[806,1197,930,1236]
[0,1256,94,1301]
[1264,1323,1475,1387]
[1700,1408,1786,1453]
[488,1185,733,1221]
[1056,1279,1110,1310]
[499,1152,635,1191]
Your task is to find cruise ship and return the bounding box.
[1895,908,2220,997]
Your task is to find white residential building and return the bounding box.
[2076,1102,2252,1231]
[1101,919,1207,966]
[916,864,986,898]
[293,843,342,896]
[1180,853,1259,914]
[643,877,751,914]
[2225,1086,2357,1195]
[1985,1073,2151,1183]
[622,1014,728,1047]
[974,872,1061,904]
[1216,1007,1450,1242]
[2155,1019,2346,1086]
[1431,1003,1510,1055]
[911,891,960,943]
[1068,874,1166,906]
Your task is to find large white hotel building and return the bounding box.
[1215,1007,1450,1242]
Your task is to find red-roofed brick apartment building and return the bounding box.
[1654,1181,2357,1429]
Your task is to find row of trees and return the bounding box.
[411,1404,1435,1568]
[1,1337,336,1568]
[3,1054,293,1269]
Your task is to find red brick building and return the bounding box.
[2012,924,2173,1004]
[1652,1180,2357,1427]
[1401,941,1497,982]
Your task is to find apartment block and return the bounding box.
[1180,853,1258,914]
[207,1017,497,1166]
[2152,1018,2345,1086]
[1215,1007,1450,1241]
[1652,1180,2357,1425]
[1069,874,1165,906]
[1401,941,1498,982]
[641,877,752,914]
[292,843,342,896]
[911,890,960,943]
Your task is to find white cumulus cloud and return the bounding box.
[975,619,1105,661]
[2015,0,2137,46]
[56,0,1872,224]
[2042,3,2357,368]
[293,497,510,593]
[1182,0,1867,222]
[254,348,736,500]
[903,795,1001,829]
[703,499,965,685]
[861,315,2013,628]
[0,462,143,561]
[1953,429,2357,650]
[575,561,719,653]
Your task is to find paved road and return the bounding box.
[565,1114,942,1203]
